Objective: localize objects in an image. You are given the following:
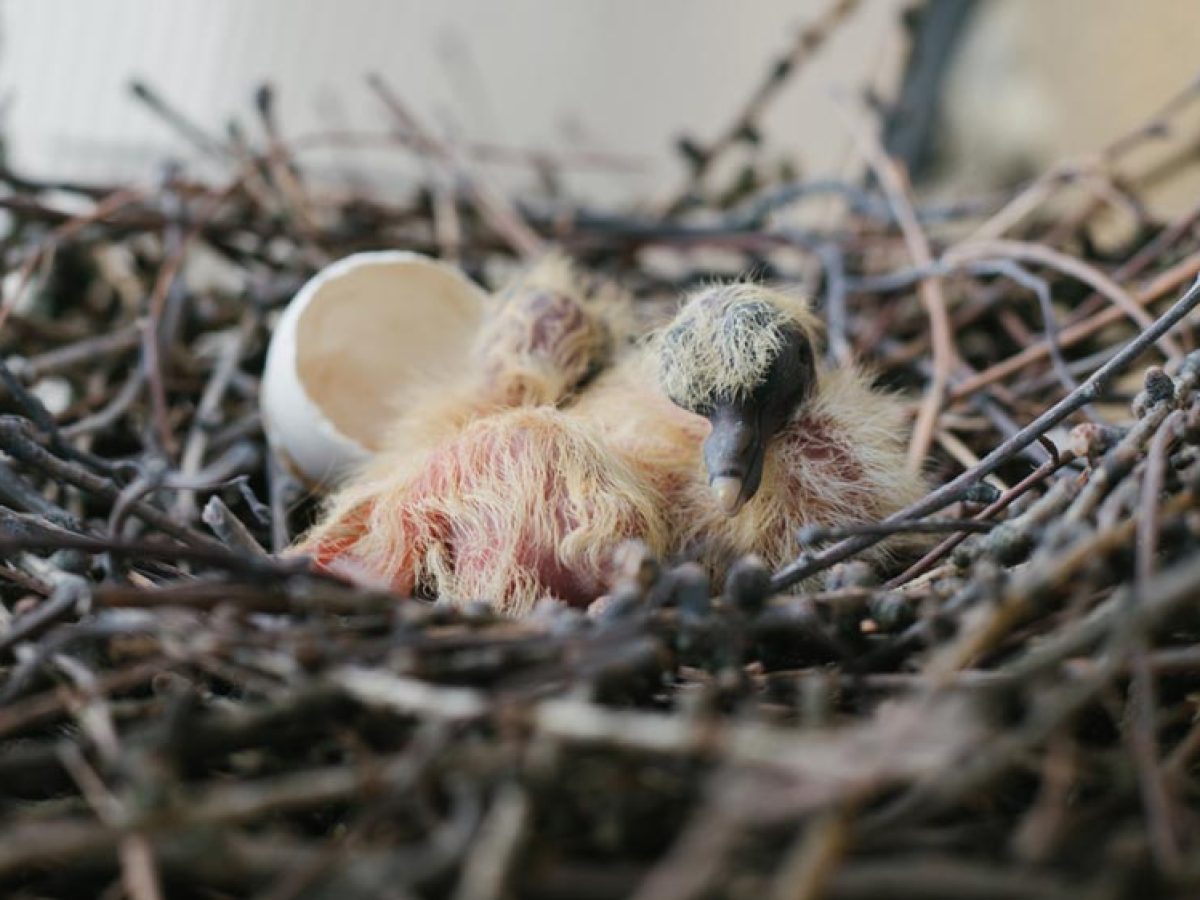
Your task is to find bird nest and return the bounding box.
[5,41,1200,900]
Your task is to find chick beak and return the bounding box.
[703,404,764,517]
[711,475,745,515]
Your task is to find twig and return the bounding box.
[662,0,863,213]
[833,96,956,473]
[770,277,1200,594]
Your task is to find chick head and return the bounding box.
[656,283,820,515]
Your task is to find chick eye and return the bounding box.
[748,376,775,409]
[762,376,805,419]
[757,330,814,418]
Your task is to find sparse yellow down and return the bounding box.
[296,261,925,615]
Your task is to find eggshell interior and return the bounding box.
[262,251,487,486]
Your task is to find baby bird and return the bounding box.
[647,284,926,577]
[296,265,925,615]
[297,256,651,610]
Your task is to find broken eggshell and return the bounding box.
[261,250,488,487]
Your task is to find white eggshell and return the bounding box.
[261,251,488,487]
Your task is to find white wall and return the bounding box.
[0,0,907,205]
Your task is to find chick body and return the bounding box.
[297,270,924,614]
[299,256,660,614]
[572,352,924,580]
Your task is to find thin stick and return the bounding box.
[943,238,1181,360]
[367,73,544,258]
[0,189,142,333]
[1126,408,1185,871]
[833,97,956,473]
[770,275,1200,594]
[950,252,1200,402]
[661,0,863,214]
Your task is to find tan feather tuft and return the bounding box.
[654,282,822,412]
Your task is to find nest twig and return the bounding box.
[5,7,1200,897]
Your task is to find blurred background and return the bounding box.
[0,0,1197,213]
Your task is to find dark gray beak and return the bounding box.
[703,404,766,516]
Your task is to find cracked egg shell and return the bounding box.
[261,250,487,487]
